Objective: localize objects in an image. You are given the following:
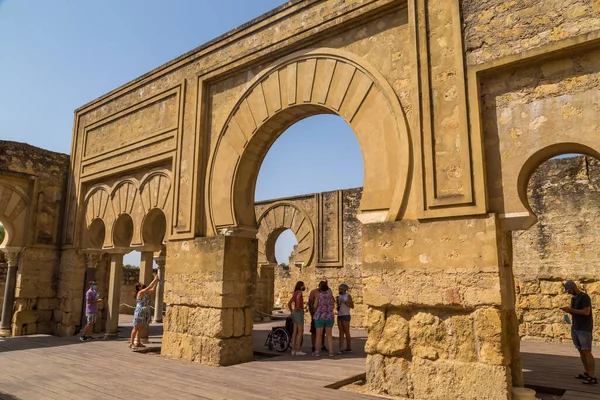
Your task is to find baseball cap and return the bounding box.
[564,280,576,293]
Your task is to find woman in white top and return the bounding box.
[336,283,354,354]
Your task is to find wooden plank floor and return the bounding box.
[4,318,600,399]
[521,340,600,397]
[0,317,376,400]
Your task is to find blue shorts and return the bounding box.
[314,319,334,328]
[572,329,593,351]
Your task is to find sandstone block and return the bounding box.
[473,307,504,365]
[14,310,38,325]
[366,354,385,393]
[409,358,510,400]
[364,307,385,354]
[376,310,409,356]
[409,312,446,360]
[233,308,245,337]
[539,280,563,295]
[244,307,254,336]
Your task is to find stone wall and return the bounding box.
[268,188,365,328]
[0,141,70,336]
[513,156,600,342]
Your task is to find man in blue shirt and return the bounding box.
[561,280,596,384]
[80,280,102,341]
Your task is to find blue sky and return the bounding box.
[0,1,364,265]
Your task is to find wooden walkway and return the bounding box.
[3,318,600,399]
[522,340,600,398]
[0,318,376,400]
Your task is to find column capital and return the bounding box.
[153,256,166,269]
[2,248,21,267]
[84,252,104,269]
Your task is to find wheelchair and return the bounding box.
[264,316,296,352]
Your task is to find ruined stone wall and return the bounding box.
[269,188,365,327]
[463,0,600,66]
[0,141,69,336]
[513,156,600,342]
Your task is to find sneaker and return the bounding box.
[291,350,296,356]
[296,351,307,356]
[79,336,86,342]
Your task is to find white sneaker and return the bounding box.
[296,351,307,356]
[291,350,296,356]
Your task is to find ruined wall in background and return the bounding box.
[513,156,600,342]
[0,141,69,336]
[269,188,365,327]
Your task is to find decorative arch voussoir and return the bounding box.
[207,47,411,234]
[257,202,315,266]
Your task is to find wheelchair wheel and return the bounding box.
[271,327,290,352]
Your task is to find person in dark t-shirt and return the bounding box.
[561,280,596,384]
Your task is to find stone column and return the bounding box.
[81,253,101,331]
[162,230,257,366]
[255,263,275,321]
[0,250,21,337]
[138,251,154,342]
[153,254,165,323]
[362,215,517,400]
[104,253,124,339]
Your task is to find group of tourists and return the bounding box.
[79,271,160,349]
[288,278,353,356]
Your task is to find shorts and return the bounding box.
[291,310,304,324]
[572,329,593,351]
[338,315,351,322]
[314,319,334,329]
[86,313,97,324]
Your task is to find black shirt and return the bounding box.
[571,291,593,332]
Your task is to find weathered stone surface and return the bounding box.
[377,309,410,357]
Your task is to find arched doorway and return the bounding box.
[184,48,411,367]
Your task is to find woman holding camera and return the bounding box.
[129,272,159,349]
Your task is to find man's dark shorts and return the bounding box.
[572,329,593,351]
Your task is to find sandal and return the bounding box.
[583,376,598,385]
[576,372,590,379]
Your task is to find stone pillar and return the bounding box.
[153,254,165,323]
[255,263,275,321]
[81,253,101,331]
[0,250,20,337]
[162,232,256,366]
[104,253,123,339]
[362,215,517,400]
[138,251,154,342]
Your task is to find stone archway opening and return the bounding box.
[512,152,600,384]
[273,229,297,266]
